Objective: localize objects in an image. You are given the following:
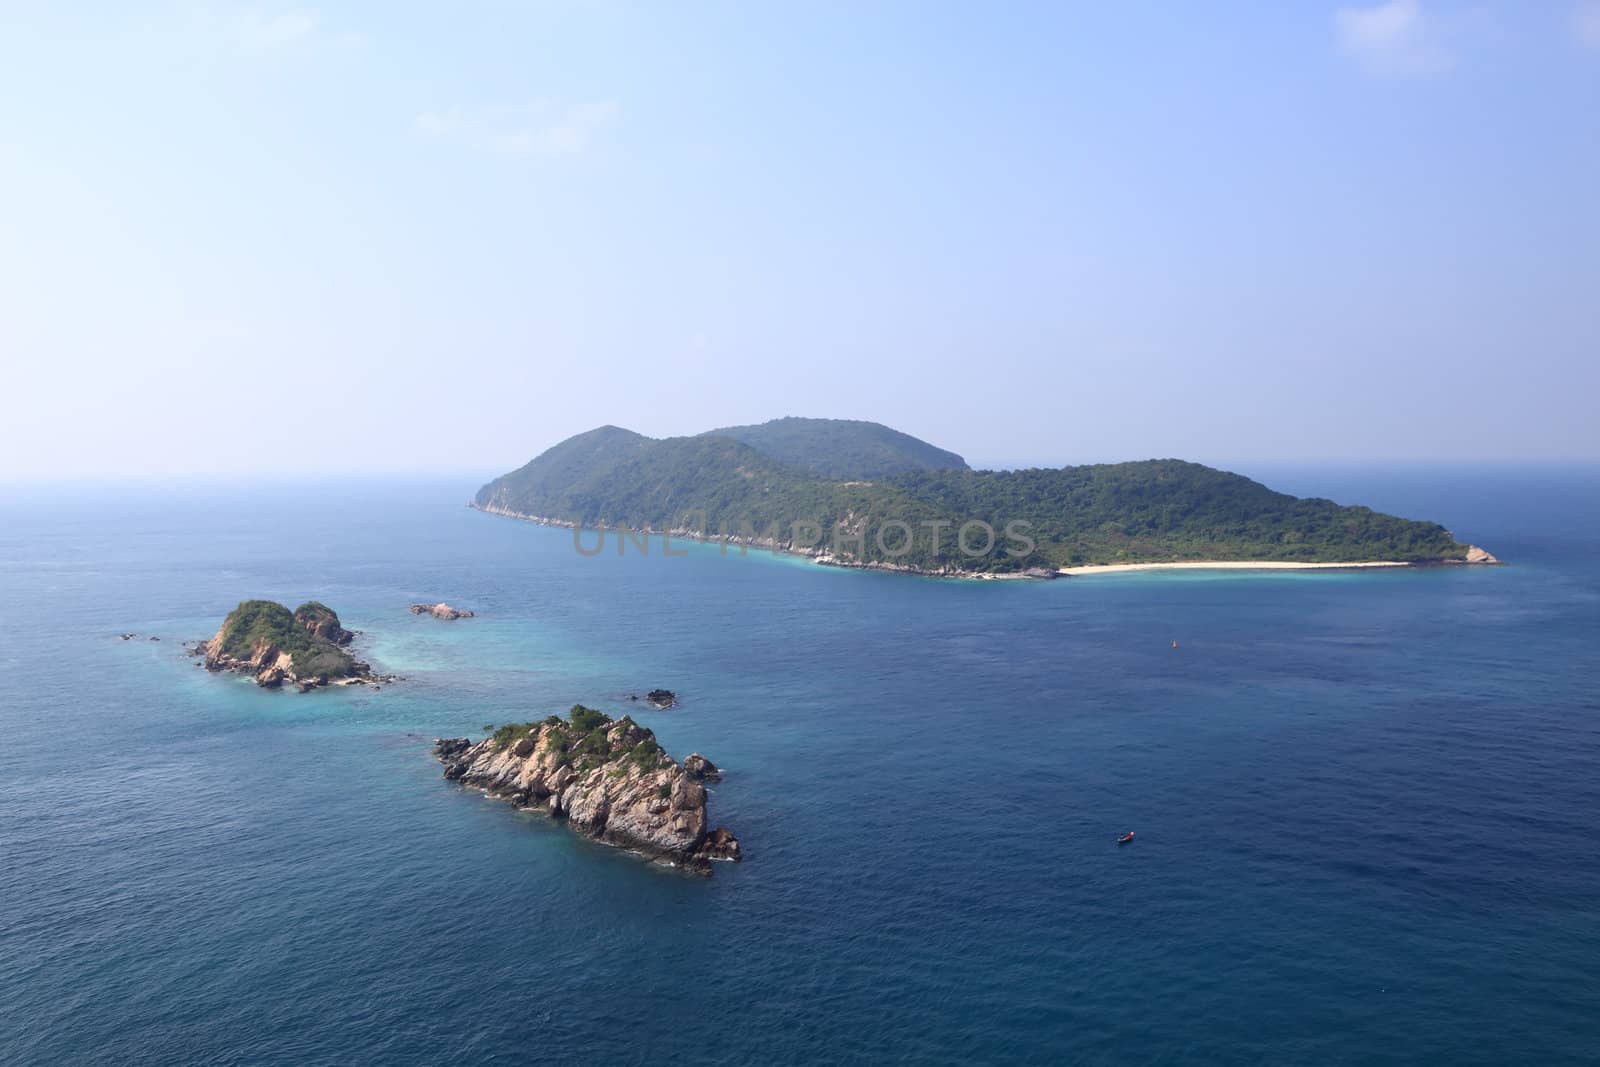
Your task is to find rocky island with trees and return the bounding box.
[435,705,739,875]
[196,600,386,691]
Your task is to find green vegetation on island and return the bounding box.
[208,599,360,681]
[887,461,1468,566]
[703,416,969,479]
[488,704,665,776]
[474,418,1473,573]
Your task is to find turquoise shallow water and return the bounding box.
[1,469,1597,1064]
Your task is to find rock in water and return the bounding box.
[434,737,471,759]
[409,602,476,620]
[255,658,290,688]
[646,688,676,709]
[434,706,740,875]
[701,826,741,862]
[682,753,721,782]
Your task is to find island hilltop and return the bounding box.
[472,417,1498,577]
[199,600,380,691]
[435,705,740,875]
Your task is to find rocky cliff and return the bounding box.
[294,601,355,645]
[435,706,741,875]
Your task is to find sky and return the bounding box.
[2,1,1597,478]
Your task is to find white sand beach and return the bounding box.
[1058,560,1414,576]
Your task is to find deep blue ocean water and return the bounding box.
[1,467,1596,1065]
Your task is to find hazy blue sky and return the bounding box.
[3,1,1597,478]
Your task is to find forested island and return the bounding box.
[473,418,1495,576]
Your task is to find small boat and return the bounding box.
[1117,831,1135,845]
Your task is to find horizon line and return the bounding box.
[3,457,1599,488]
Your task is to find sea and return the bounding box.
[0,466,1596,1065]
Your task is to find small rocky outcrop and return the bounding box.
[410,602,475,620]
[646,689,676,709]
[199,599,383,691]
[434,706,740,875]
[1465,545,1501,564]
[700,826,741,862]
[682,753,721,782]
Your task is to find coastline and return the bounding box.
[470,502,1046,579]
[470,503,1495,580]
